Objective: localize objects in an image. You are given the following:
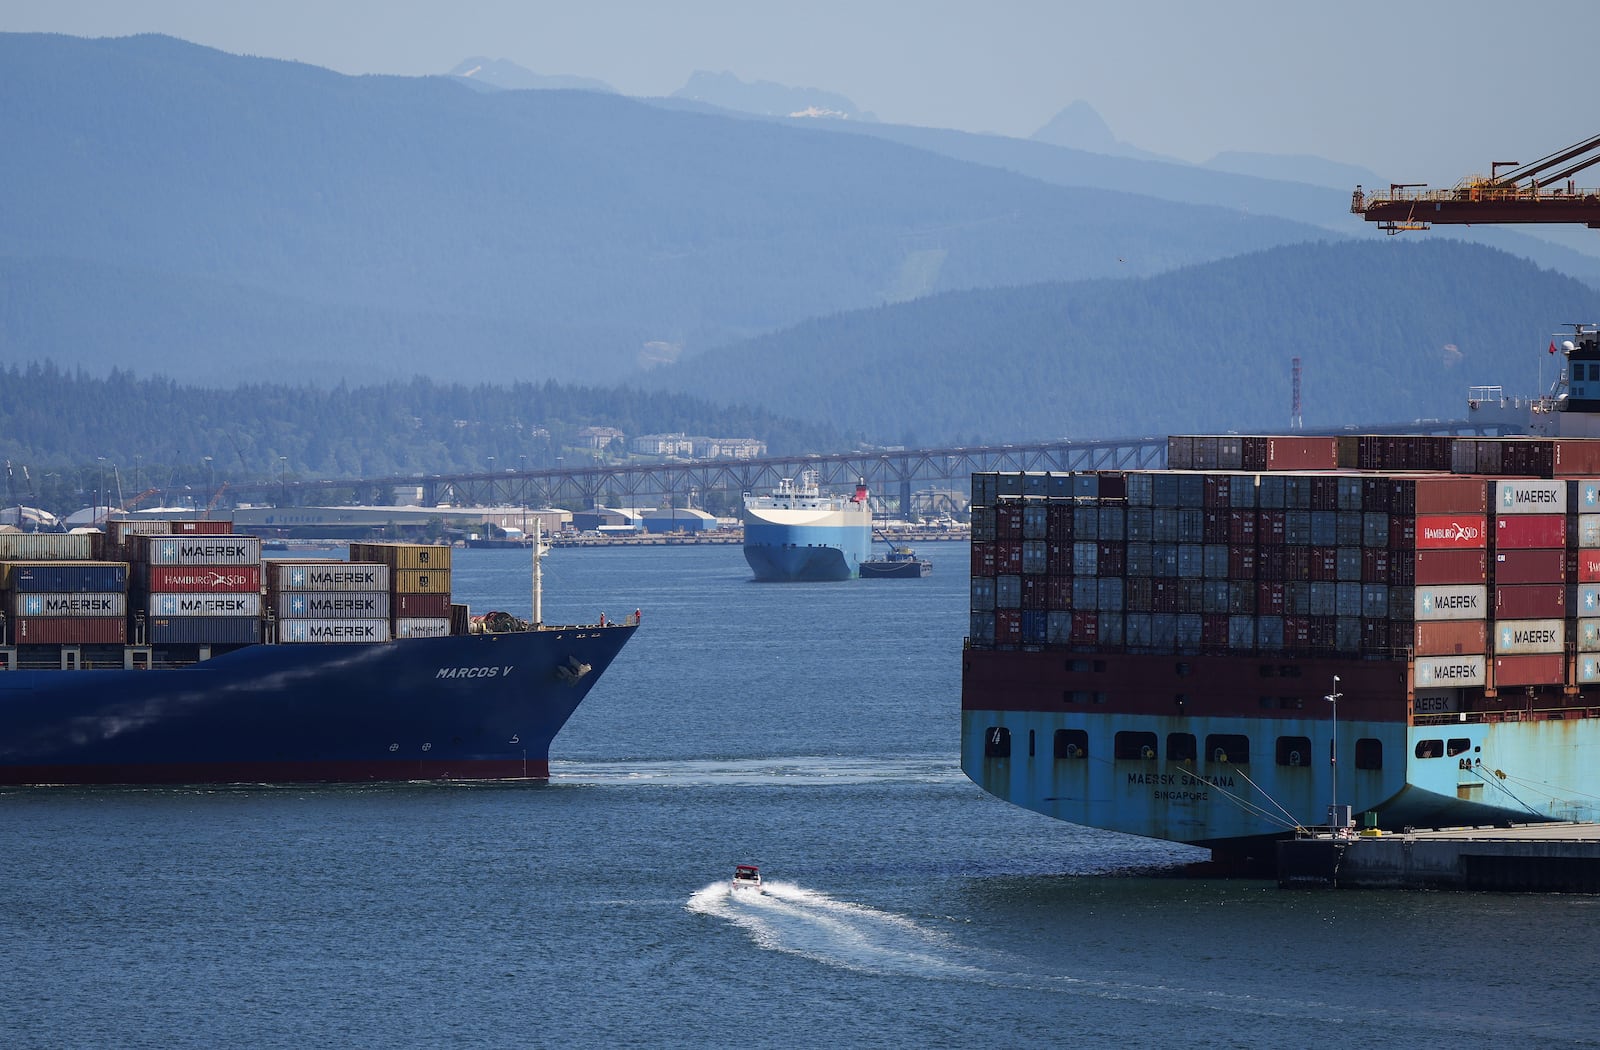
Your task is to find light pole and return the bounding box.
[203,456,214,520]
[1326,674,1344,830]
[279,456,288,506]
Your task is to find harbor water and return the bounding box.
[4,544,1599,1047]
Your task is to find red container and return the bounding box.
[1125,577,1153,612]
[1256,580,1285,616]
[139,564,262,593]
[1308,547,1338,582]
[1266,437,1338,470]
[1203,475,1231,508]
[996,506,1023,540]
[1046,542,1073,576]
[1201,613,1230,648]
[995,609,1021,644]
[1151,579,1180,614]
[1414,620,1487,656]
[1580,550,1600,583]
[1389,516,1417,550]
[1203,512,1229,544]
[1494,653,1565,687]
[1495,584,1566,619]
[1070,611,1098,644]
[1414,477,1489,515]
[1021,577,1047,611]
[1415,549,1488,584]
[170,520,235,535]
[1493,548,1566,584]
[1257,510,1286,546]
[1361,619,1390,649]
[1228,546,1256,579]
[1495,514,1565,549]
[1284,615,1311,648]
[1097,542,1126,578]
[13,616,128,644]
[996,540,1022,573]
[1228,510,1257,545]
[1554,439,1600,476]
[1361,548,1391,584]
[1047,576,1072,610]
[1047,505,1073,544]
[971,543,997,577]
[1414,515,1487,550]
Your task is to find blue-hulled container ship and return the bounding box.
[963,327,1600,868]
[0,522,636,785]
[742,470,871,581]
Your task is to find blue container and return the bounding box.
[1021,610,1047,644]
[146,615,262,645]
[6,562,128,593]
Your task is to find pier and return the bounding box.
[1277,823,1600,892]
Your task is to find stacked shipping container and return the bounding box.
[347,543,453,639]
[971,468,1600,694]
[127,532,264,644]
[267,560,392,643]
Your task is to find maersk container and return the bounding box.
[274,590,391,619]
[278,618,390,643]
[1494,514,1564,549]
[0,561,128,593]
[1494,653,1565,687]
[146,592,262,618]
[130,535,261,567]
[1495,584,1565,620]
[1493,618,1564,654]
[1576,584,1600,615]
[1580,513,1600,549]
[8,592,126,618]
[391,569,451,595]
[1414,584,1487,621]
[1493,548,1565,584]
[146,615,261,645]
[1493,480,1568,515]
[1578,618,1600,652]
[138,564,261,593]
[12,616,127,645]
[0,533,98,561]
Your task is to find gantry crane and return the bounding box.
[1351,133,1600,232]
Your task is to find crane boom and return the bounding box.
[1351,133,1600,232]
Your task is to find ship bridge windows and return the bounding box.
[1355,738,1383,770]
[1276,736,1313,767]
[1167,733,1197,762]
[1206,733,1250,765]
[983,726,1012,758]
[1114,731,1158,760]
[1415,739,1444,759]
[1054,728,1088,760]
[1447,738,1472,757]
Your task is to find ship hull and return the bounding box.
[859,558,931,579]
[742,521,870,581]
[962,648,1600,854]
[0,625,635,785]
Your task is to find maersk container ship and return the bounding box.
[742,470,871,581]
[963,328,1600,868]
[0,524,636,785]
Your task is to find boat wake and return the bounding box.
[686,880,991,982]
[552,756,959,787]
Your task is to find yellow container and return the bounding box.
[392,568,452,595]
[348,542,452,571]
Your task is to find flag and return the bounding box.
[1550,341,1558,354]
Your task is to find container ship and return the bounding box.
[742,470,871,581]
[0,521,636,785]
[962,329,1600,866]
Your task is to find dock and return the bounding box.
[1277,823,1600,892]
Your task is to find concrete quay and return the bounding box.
[1277,823,1600,892]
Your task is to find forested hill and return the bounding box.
[0,367,850,493]
[642,239,1600,444]
[0,32,1329,387]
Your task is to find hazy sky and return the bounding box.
[4,0,1595,183]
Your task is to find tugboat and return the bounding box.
[859,528,931,579]
[731,865,763,892]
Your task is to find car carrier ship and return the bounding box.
[0,521,636,785]
[962,327,1600,867]
[742,470,872,581]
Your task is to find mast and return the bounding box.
[532,517,543,628]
